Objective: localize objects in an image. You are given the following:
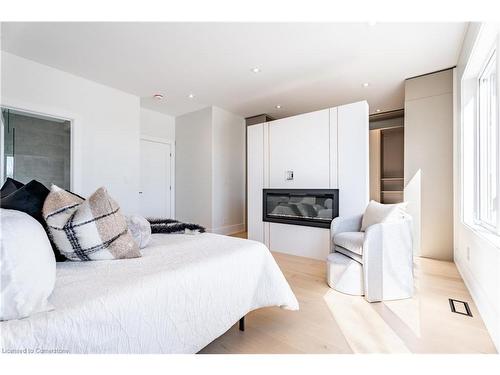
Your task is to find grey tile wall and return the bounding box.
[3,112,71,189]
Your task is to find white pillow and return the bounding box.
[360,200,408,231]
[126,215,152,249]
[0,209,56,321]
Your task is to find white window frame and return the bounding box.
[474,43,500,235]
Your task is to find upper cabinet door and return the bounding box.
[269,109,330,188]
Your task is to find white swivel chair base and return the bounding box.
[326,252,364,296]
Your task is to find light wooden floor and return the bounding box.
[200,232,497,354]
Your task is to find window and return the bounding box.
[475,48,499,234]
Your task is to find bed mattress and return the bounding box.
[0,233,299,354]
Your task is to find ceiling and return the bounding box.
[1,22,467,119]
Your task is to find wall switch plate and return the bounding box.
[285,170,294,181]
[466,246,470,261]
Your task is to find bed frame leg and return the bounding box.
[239,316,245,332]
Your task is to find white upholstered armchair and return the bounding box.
[327,213,414,302]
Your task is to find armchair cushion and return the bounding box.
[360,200,408,231]
[333,232,364,256]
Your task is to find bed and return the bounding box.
[0,233,299,354]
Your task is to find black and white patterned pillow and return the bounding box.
[43,185,140,261]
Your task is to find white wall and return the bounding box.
[175,106,245,234]
[175,107,213,229]
[454,23,500,351]
[140,107,175,140]
[1,52,141,214]
[404,69,454,260]
[211,107,245,234]
[269,109,330,188]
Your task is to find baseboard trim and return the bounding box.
[210,223,245,236]
[455,254,499,352]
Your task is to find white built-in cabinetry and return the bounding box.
[269,109,331,188]
[337,102,370,216]
[247,101,369,260]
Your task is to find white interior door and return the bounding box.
[140,139,171,218]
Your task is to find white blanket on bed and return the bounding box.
[0,233,298,354]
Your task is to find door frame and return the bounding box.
[140,135,175,218]
[0,102,82,193]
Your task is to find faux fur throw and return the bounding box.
[147,218,206,235]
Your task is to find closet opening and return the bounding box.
[369,109,404,204]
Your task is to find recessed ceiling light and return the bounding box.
[251,67,261,73]
[376,109,381,112]
[188,93,195,99]
[153,93,164,100]
[363,82,369,87]
[275,105,281,109]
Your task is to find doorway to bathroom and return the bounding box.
[1,107,71,189]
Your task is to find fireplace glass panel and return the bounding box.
[263,189,338,228]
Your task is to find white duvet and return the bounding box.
[0,233,298,354]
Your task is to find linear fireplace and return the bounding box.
[263,189,339,228]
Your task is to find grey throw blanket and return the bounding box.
[147,218,205,234]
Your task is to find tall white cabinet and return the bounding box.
[337,101,371,217]
[247,101,369,260]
